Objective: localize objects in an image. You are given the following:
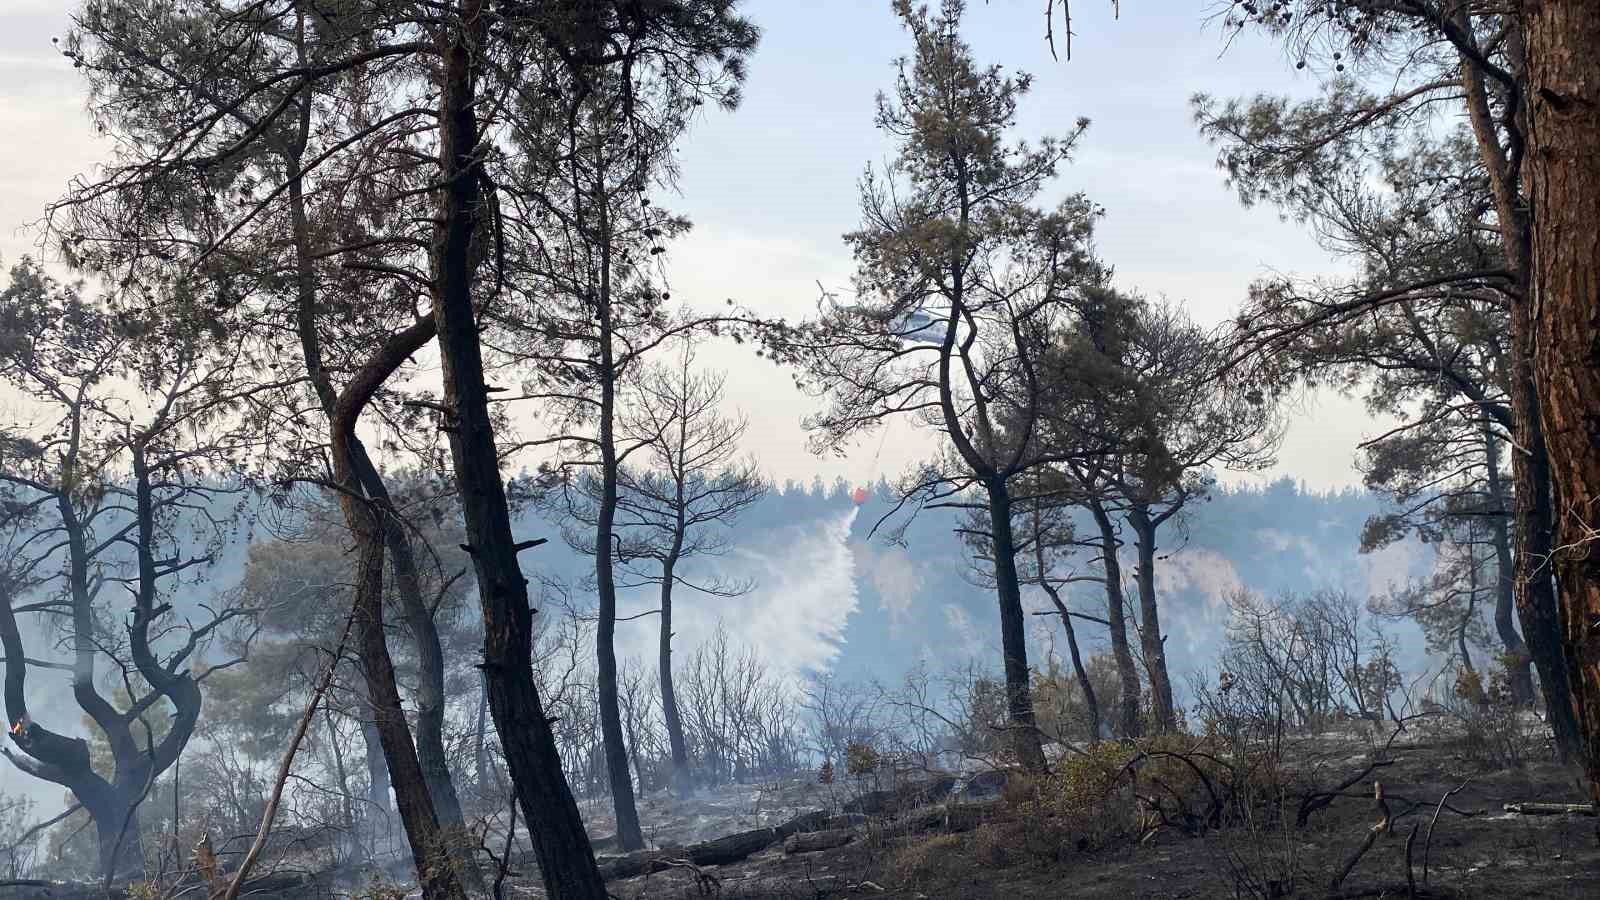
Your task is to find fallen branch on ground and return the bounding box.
[1332,781,1392,890]
[1502,802,1597,816]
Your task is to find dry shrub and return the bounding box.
[888,833,963,884]
[845,740,880,777]
[1423,662,1541,770]
[971,821,1024,868]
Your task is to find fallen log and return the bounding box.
[614,874,856,900]
[775,809,829,838]
[824,813,869,829]
[784,828,856,854]
[685,827,779,866]
[597,850,671,881]
[1502,802,1598,816]
[600,827,781,881]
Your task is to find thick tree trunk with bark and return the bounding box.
[1522,0,1600,792]
[431,5,606,895]
[1457,21,1582,757]
[659,555,694,798]
[985,483,1048,772]
[1129,510,1176,732]
[1091,501,1142,738]
[1512,307,1584,758]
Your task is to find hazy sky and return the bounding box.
[0,0,1385,491]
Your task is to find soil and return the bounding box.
[590,738,1600,900]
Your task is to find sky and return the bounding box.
[0,0,1389,495]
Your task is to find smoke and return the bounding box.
[850,541,924,637]
[614,508,863,677]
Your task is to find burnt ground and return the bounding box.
[583,738,1600,900]
[7,732,1596,899]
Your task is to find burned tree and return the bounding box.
[0,261,261,880]
[558,341,766,798]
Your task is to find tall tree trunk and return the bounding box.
[431,5,606,895]
[350,452,481,889]
[985,482,1048,772]
[1513,308,1583,758]
[596,400,645,848]
[1485,426,1536,704]
[1457,16,1583,758]
[1091,501,1142,738]
[332,339,467,900]
[1522,0,1600,791]
[1129,510,1176,732]
[659,556,694,798]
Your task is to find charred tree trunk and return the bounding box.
[1485,426,1536,704]
[475,671,490,793]
[1522,0,1600,790]
[1090,500,1142,739]
[985,482,1048,772]
[350,451,481,888]
[596,347,645,848]
[431,5,606,896]
[330,322,467,900]
[79,783,143,882]
[659,554,694,798]
[1129,509,1176,732]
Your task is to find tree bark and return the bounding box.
[1129,509,1176,732]
[1522,0,1600,792]
[1512,303,1583,758]
[1456,15,1582,757]
[1090,500,1142,738]
[430,4,607,895]
[985,483,1048,772]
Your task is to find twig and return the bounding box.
[1424,779,1472,884]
